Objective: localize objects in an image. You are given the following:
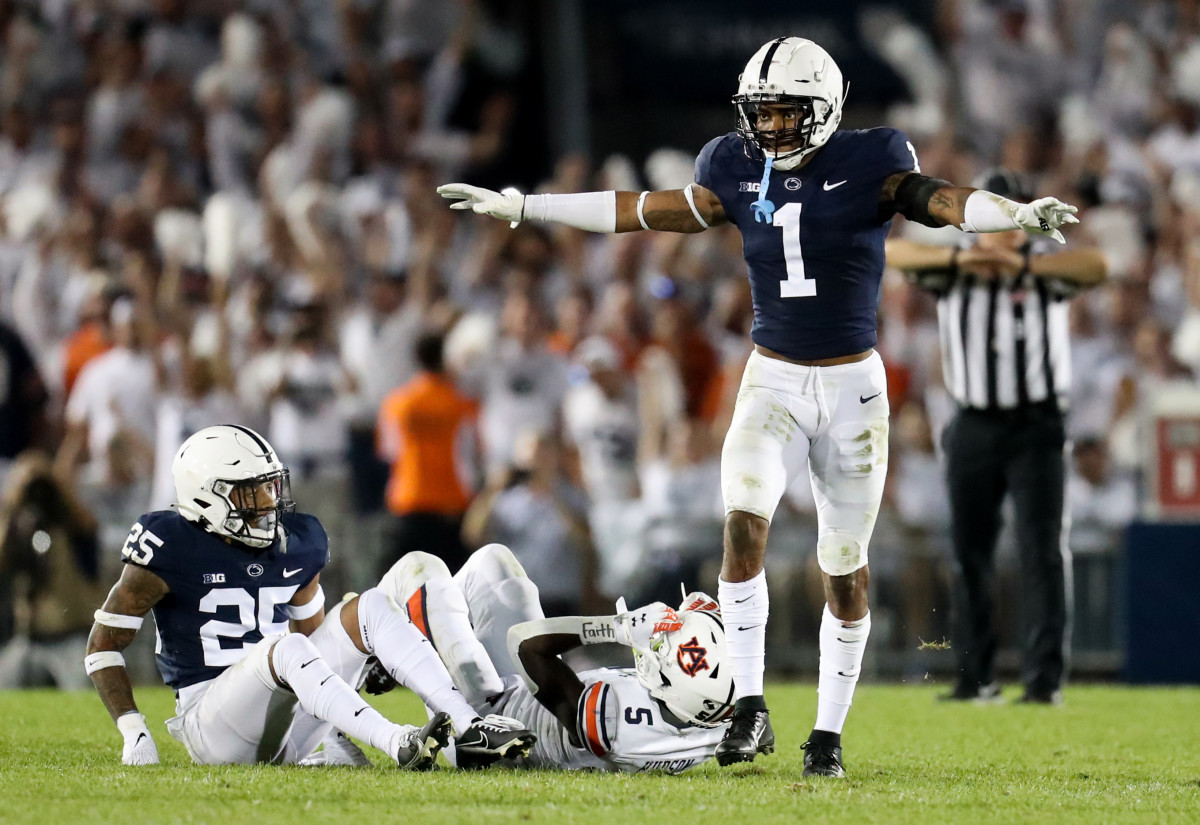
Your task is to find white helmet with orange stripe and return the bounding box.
[632,595,734,728]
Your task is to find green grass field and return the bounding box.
[2,683,1197,825]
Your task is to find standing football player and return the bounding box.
[85,424,535,768]
[358,544,733,774]
[437,36,1079,777]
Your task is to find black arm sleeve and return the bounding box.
[890,173,955,225]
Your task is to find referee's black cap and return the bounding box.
[973,168,1035,201]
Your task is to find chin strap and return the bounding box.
[750,156,776,223]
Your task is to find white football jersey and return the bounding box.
[491,668,725,774]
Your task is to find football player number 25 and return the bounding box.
[774,203,816,298]
[199,586,299,666]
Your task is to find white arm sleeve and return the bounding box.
[520,192,618,233]
[506,616,619,693]
[959,190,1022,233]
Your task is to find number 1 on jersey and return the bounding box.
[774,202,816,298]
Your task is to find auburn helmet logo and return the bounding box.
[676,636,710,676]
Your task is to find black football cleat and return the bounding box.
[395,711,452,771]
[801,739,846,778]
[715,707,775,766]
[455,714,537,769]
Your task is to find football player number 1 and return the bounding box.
[774,203,816,298]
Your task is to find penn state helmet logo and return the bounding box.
[676,636,710,676]
[247,563,264,577]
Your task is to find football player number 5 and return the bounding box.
[774,203,815,298]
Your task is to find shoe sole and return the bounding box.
[715,741,775,767]
[458,732,537,768]
[400,712,453,771]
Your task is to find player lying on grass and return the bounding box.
[321,543,734,773]
[85,424,535,768]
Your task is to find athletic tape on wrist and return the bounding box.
[116,711,149,736]
[636,191,650,230]
[683,184,710,229]
[94,610,144,630]
[287,585,325,620]
[85,651,126,674]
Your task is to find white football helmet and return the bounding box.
[172,425,294,549]
[733,36,847,170]
[633,597,735,728]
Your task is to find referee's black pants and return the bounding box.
[943,402,1072,696]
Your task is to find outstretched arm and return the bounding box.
[437,183,728,234]
[86,564,169,764]
[881,171,1079,244]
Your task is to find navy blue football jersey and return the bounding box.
[119,510,329,691]
[695,128,919,360]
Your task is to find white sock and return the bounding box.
[271,633,403,756]
[814,604,871,734]
[718,571,769,699]
[356,587,479,733]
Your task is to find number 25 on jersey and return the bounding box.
[774,203,815,298]
[122,523,163,565]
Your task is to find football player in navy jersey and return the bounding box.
[437,36,1080,777]
[85,424,535,768]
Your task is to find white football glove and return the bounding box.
[1010,197,1079,244]
[117,712,159,766]
[437,183,524,224]
[613,599,683,653]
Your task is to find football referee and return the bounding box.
[886,169,1107,704]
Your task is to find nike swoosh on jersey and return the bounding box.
[860,392,881,404]
[823,180,848,191]
[300,658,318,669]
[283,568,303,578]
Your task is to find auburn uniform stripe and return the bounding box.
[405,586,435,651]
[578,682,609,757]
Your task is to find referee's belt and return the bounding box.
[958,399,1064,420]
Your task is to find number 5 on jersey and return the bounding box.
[122,523,163,565]
[774,203,815,298]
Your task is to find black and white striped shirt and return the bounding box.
[916,242,1076,411]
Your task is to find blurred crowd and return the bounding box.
[1,0,1197,685]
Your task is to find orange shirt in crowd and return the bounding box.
[377,372,479,516]
[62,322,111,397]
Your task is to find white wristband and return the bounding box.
[94,610,144,630]
[683,184,710,229]
[635,191,650,230]
[85,651,126,674]
[959,190,1022,234]
[287,585,325,620]
[520,191,618,233]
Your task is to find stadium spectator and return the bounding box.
[0,451,104,690]
[377,331,479,575]
[476,289,568,479]
[462,431,599,617]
